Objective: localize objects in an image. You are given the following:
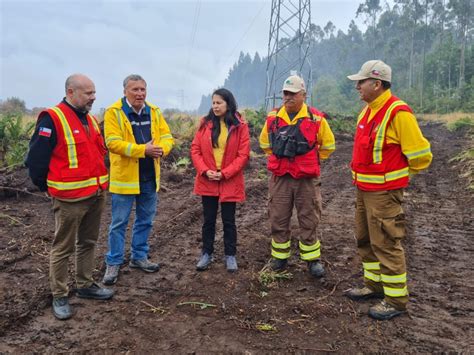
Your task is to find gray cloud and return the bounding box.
[1,0,362,112]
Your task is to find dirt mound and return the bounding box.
[0,123,473,352]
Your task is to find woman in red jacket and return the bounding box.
[191,88,250,272]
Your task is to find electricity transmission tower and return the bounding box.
[265,0,313,109]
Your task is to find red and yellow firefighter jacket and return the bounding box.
[259,104,335,179]
[351,90,432,191]
[45,102,108,199]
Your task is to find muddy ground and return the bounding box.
[0,122,473,353]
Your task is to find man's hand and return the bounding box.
[206,170,222,181]
[145,139,163,159]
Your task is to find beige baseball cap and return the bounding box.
[282,75,306,93]
[347,60,392,83]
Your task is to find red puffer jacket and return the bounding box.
[191,115,250,202]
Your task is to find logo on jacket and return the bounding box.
[39,127,52,138]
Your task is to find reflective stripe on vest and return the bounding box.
[88,114,100,133]
[373,100,408,163]
[352,166,409,184]
[47,174,108,191]
[357,106,368,124]
[51,107,78,169]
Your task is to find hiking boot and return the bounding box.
[308,260,325,278]
[345,286,384,301]
[77,283,114,300]
[102,264,120,285]
[368,300,406,320]
[52,297,72,320]
[225,255,238,273]
[129,258,160,273]
[270,258,288,271]
[196,253,213,271]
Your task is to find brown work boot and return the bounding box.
[368,300,406,320]
[345,286,384,301]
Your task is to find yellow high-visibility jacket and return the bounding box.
[361,89,432,175]
[104,99,174,194]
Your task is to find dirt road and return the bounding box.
[1,122,472,352]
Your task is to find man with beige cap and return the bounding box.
[259,75,335,278]
[345,60,432,320]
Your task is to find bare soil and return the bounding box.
[1,122,473,353]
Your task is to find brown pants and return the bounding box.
[269,174,322,261]
[50,192,105,298]
[355,188,409,310]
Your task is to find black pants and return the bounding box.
[201,196,237,256]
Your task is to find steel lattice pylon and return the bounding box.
[265,0,313,109]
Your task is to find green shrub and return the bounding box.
[329,114,356,134]
[243,106,266,137]
[0,113,35,167]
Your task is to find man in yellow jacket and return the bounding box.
[259,75,335,277]
[102,74,174,285]
[346,60,432,320]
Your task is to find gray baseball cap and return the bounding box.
[347,60,392,83]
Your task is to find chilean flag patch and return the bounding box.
[39,127,52,137]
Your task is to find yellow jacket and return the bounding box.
[104,99,174,194]
[259,103,336,160]
[361,90,432,174]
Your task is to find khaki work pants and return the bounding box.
[50,192,105,298]
[269,174,322,259]
[355,188,409,310]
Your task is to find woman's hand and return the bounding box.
[206,170,222,181]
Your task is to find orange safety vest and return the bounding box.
[351,95,412,191]
[45,102,109,199]
[266,107,322,179]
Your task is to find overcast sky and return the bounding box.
[1,0,364,112]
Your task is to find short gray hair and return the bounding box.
[123,74,146,88]
[65,74,81,92]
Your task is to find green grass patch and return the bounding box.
[447,117,474,132]
[258,265,293,288]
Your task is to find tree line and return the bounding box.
[198,0,473,115]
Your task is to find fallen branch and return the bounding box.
[177,301,216,309]
[0,186,50,199]
[140,300,167,314]
[0,212,30,227]
[316,276,351,302]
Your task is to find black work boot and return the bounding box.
[76,283,114,300]
[270,258,288,271]
[308,260,325,278]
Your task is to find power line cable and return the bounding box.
[226,1,267,62]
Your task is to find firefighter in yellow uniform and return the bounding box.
[346,60,432,320]
[259,75,335,277]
